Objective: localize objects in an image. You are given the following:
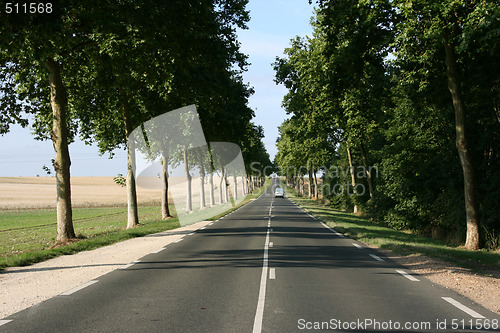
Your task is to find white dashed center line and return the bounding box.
[442,297,485,318]
[253,228,271,333]
[369,254,384,261]
[396,269,420,282]
[0,320,13,327]
[60,280,99,296]
[269,268,276,280]
[120,260,141,270]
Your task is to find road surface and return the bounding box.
[1,178,499,332]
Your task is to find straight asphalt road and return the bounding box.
[1,177,499,332]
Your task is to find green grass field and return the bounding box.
[284,184,500,274]
[0,206,162,257]
[0,181,270,271]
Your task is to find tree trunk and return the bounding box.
[320,175,324,198]
[209,171,215,206]
[183,145,192,213]
[248,175,253,193]
[233,174,238,200]
[198,149,206,209]
[295,169,300,194]
[45,57,75,242]
[444,41,480,250]
[241,175,247,195]
[123,103,139,228]
[308,168,313,199]
[161,152,172,219]
[359,141,375,199]
[246,176,250,194]
[224,168,229,203]
[300,175,305,196]
[346,141,359,214]
[219,168,225,203]
[313,167,319,200]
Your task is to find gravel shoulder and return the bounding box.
[0,220,212,319]
[375,247,500,315]
[1,219,498,320]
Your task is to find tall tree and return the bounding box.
[0,2,108,242]
[391,0,499,249]
[79,0,251,226]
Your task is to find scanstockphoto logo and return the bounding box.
[130,105,248,227]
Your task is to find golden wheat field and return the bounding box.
[0,177,162,209]
[0,175,248,210]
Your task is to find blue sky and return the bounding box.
[0,1,315,177]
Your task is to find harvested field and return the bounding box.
[0,177,161,209]
[0,175,248,210]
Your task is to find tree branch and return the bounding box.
[59,40,97,58]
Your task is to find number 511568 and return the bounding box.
[5,3,53,14]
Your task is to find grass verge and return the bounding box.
[0,206,180,271]
[285,185,500,274]
[0,180,270,271]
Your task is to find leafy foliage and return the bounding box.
[1,0,271,238]
[276,0,500,249]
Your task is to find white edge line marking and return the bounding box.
[188,232,195,236]
[442,297,485,318]
[253,229,270,333]
[269,268,276,280]
[396,269,420,282]
[320,222,345,237]
[152,247,165,254]
[352,243,363,249]
[173,238,183,243]
[0,320,12,327]
[269,242,274,248]
[120,260,141,269]
[60,280,98,296]
[369,254,384,261]
[209,222,213,225]
[200,227,206,230]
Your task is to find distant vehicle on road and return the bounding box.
[274,187,284,198]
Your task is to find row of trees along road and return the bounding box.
[274,0,500,250]
[0,0,271,243]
